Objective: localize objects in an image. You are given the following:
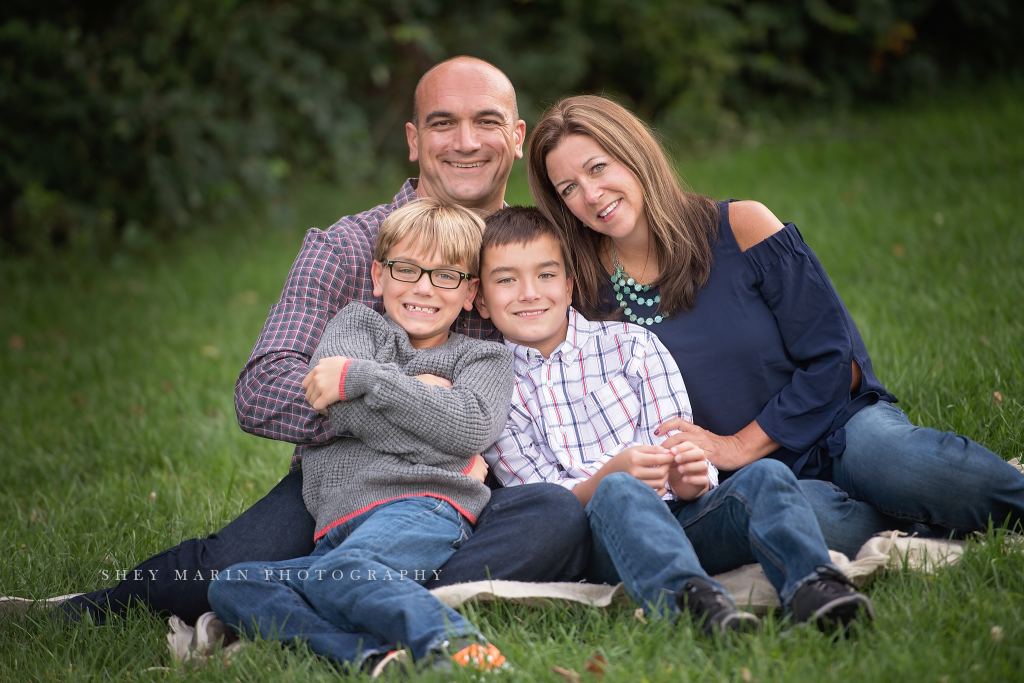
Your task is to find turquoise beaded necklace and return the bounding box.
[610,243,663,325]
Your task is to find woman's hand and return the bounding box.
[302,357,350,415]
[655,418,778,471]
[466,455,489,484]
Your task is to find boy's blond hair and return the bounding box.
[374,198,486,276]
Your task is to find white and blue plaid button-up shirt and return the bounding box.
[483,308,718,498]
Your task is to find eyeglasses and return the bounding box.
[381,260,472,289]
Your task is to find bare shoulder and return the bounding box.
[728,200,785,252]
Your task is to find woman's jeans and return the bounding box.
[585,461,835,614]
[208,497,478,666]
[798,401,1024,559]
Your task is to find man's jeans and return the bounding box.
[797,402,1024,559]
[208,498,477,666]
[62,473,590,625]
[585,461,835,614]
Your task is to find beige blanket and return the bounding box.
[166,530,967,665]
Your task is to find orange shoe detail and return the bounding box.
[450,643,507,671]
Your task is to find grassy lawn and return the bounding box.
[2,79,1023,681]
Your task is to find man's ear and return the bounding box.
[406,122,420,163]
[463,278,480,312]
[474,287,491,319]
[566,273,574,302]
[371,259,384,297]
[513,119,526,160]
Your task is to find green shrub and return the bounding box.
[1,0,1021,254]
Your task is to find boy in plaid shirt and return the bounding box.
[476,207,874,633]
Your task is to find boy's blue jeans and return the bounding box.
[586,460,835,614]
[208,497,478,666]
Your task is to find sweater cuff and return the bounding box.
[341,358,379,401]
[337,358,353,401]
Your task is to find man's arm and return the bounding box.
[234,228,354,446]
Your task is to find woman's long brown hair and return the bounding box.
[527,95,719,320]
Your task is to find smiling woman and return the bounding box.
[527,94,1024,560]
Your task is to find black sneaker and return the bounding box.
[790,565,875,630]
[676,577,761,635]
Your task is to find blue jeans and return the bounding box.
[586,460,835,614]
[798,402,1024,559]
[208,497,478,666]
[62,471,590,625]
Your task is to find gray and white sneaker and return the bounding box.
[0,594,84,619]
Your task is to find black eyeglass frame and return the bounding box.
[380,259,473,289]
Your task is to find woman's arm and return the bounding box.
[659,202,862,471]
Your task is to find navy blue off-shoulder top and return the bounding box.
[600,200,897,479]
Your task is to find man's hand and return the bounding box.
[466,454,489,484]
[667,440,710,500]
[416,374,453,388]
[302,357,350,416]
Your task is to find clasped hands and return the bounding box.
[302,360,487,481]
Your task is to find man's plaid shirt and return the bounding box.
[234,179,499,471]
[482,308,717,498]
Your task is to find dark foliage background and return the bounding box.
[2,0,1021,254]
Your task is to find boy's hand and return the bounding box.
[667,441,711,500]
[466,454,489,484]
[416,374,453,388]
[302,357,350,415]
[606,445,675,492]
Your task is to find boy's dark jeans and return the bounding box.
[63,471,590,625]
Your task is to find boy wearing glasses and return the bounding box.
[208,199,513,675]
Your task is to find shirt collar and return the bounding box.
[505,307,596,373]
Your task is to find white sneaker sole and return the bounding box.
[0,594,84,618]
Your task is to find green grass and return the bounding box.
[2,79,1023,681]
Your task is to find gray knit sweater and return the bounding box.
[301,303,515,540]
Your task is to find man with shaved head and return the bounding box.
[57,56,590,635]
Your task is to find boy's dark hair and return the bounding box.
[482,206,572,274]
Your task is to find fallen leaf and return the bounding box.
[19,543,26,550]
[940,676,949,683]
[29,508,45,525]
[131,405,147,416]
[991,625,1003,642]
[149,491,157,502]
[741,668,753,682]
[633,607,647,624]
[934,212,945,226]
[205,406,223,420]
[246,482,254,489]
[201,345,221,358]
[993,391,1003,408]
[8,334,24,351]
[584,653,607,679]
[551,666,582,683]
[160,381,174,393]
[103,554,112,564]
[892,243,905,257]
[70,394,88,407]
